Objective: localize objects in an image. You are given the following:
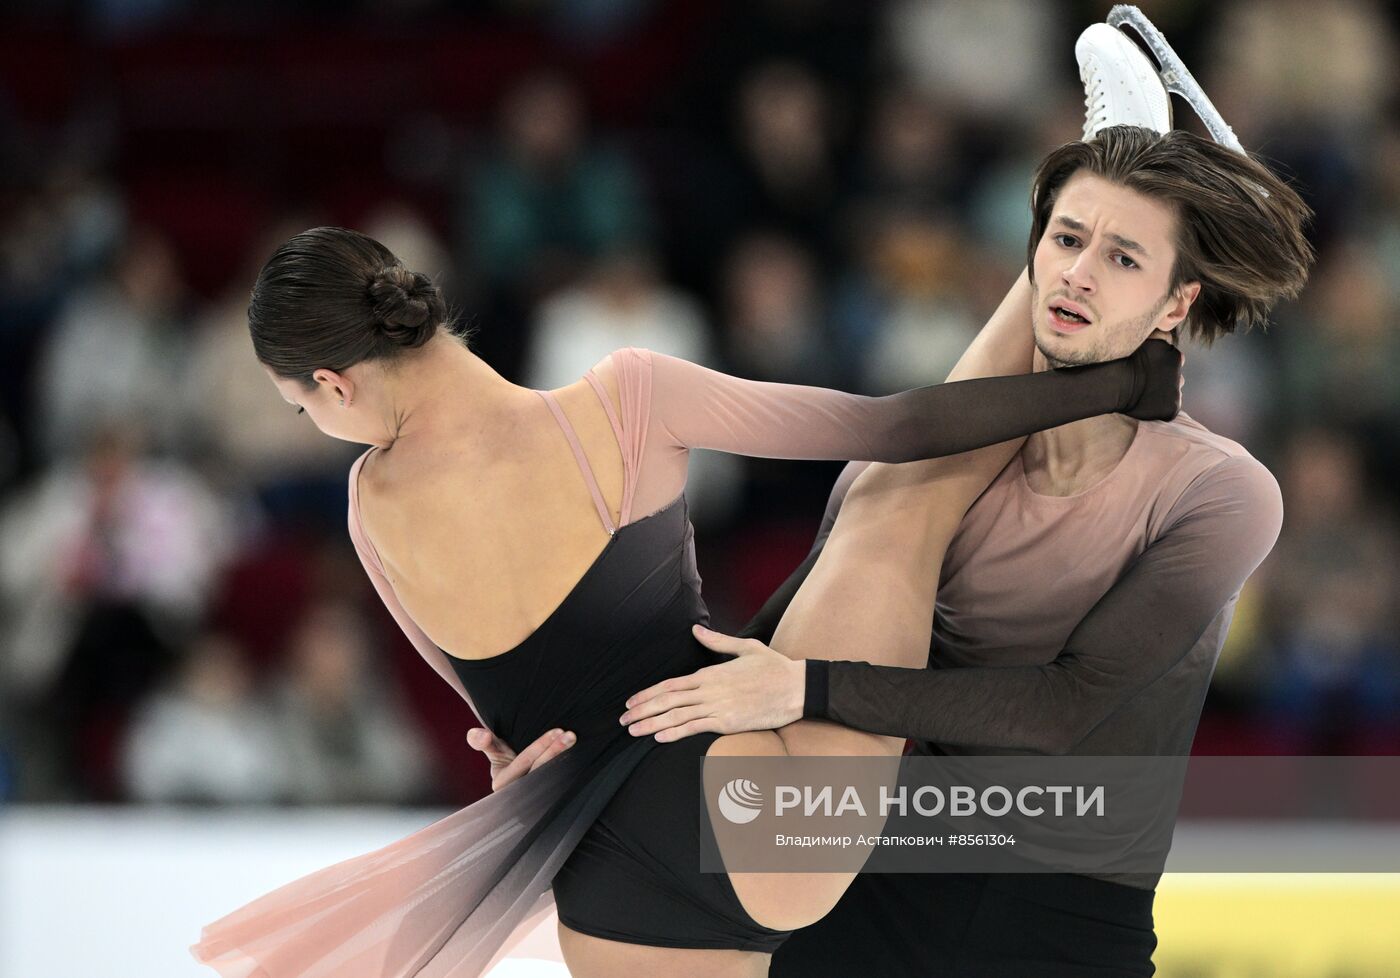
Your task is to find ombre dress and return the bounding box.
[190,345,1170,976]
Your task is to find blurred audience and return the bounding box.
[32,226,191,463]
[121,631,287,805]
[459,70,652,377]
[729,62,844,261]
[835,210,981,392]
[720,233,833,386]
[524,247,711,388]
[0,423,238,704]
[0,162,125,469]
[265,598,435,806]
[1276,241,1400,442]
[1256,430,1400,748]
[885,0,1058,126]
[0,422,240,799]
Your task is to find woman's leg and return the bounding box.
[713,269,1038,931]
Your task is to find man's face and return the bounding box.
[1030,171,1198,366]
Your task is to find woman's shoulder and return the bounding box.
[349,447,392,536]
[587,346,654,378]
[580,348,658,418]
[351,439,473,562]
[353,443,431,518]
[352,444,394,491]
[349,447,378,501]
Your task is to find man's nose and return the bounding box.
[1061,252,1096,293]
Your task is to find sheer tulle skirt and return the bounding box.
[190,736,655,977]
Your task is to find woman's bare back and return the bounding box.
[353,365,629,662]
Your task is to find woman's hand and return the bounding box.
[1122,336,1184,421]
[465,726,575,791]
[1147,327,1187,405]
[618,624,806,742]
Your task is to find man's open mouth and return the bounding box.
[1050,301,1092,326]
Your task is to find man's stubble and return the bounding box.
[1030,285,1173,369]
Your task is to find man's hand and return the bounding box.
[465,726,575,792]
[618,624,806,742]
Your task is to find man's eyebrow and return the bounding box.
[1053,216,1151,258]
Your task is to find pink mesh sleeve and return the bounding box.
[604,347,1153,524]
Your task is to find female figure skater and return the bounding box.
[189,227,1178,978]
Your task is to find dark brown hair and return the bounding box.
[249,226,450,386]
[1027,126,1315,344]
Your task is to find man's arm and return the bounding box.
[806,455,1282,752]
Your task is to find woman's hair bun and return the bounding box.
[367,264,445,347]
[251,227,464,384]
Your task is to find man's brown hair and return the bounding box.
[1027,126,1315,344]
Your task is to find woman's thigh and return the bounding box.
[552,733,793,961]
[706,729,904,933]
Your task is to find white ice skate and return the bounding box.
[1076,21,1172,140]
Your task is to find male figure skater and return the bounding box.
[473,14,1313,975]
[606,17,1313,977]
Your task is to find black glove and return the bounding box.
[1121,338,1183,421]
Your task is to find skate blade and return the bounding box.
[1107,4,1246,156]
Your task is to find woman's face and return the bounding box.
[265,364,372,445]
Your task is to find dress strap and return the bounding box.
[584,371,626,449]
[584,362,640,526]
[535,389,617,535]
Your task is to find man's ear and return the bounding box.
[1158,281,1202,334]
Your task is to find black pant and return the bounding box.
[770,873,1156,977]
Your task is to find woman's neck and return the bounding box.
[375,336,528,453]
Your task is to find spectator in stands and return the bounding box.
[265,598,434,806]
[458,70,651,376]
[32,225,191,462]
[719,232,833,386]
[121,630,287,805]
[0,421,239,798]
[1258,428,1400,748]
[524,246,709,389]
[833,208,980,393]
